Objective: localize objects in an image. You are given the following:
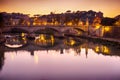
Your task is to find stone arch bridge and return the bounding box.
[3,26,87,35]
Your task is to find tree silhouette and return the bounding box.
[0,13,4,26]
[101,17,117,26]
[0,13,4,34]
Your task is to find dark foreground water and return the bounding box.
[0,34,120,80]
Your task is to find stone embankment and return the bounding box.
[79,35,120,48]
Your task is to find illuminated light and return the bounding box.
[43,22,47,25]
[11,53,15,61]
[35,34,47,44]
[64,39,76,46]
[115,20,120,26]
[104,26,110,32]
[35,35,55,46]
[51,35,54,45]
[27,22,30,26]
[22,37,27,44]
[67,22,72,26]
[78,32,81,35]
[40,34,45,41]
[54,21,59,25]
[78,21,83,26]
[22,37,26,40]
[34,53,39,64]
[21,33,25,37]
[85,18,89,26]
[33,22,36,26]
[103,46,110,54]
[95,25,100,29]
[21,33,27,44]
[51,35,54,40]
[95,46,99,52]
[70,40,75,46]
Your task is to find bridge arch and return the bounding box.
[74,27,85,32]
[74,28,86,35]
[10,27,29,33]
[63,27,85,36]
[34,27,60,34]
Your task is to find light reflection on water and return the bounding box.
[0,34,120,79]
[0,49,120,79]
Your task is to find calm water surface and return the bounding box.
[0,34,120,80]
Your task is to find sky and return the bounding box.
[0,0,120,17]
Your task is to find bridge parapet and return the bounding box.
[3,26,86,35]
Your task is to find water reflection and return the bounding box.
[1,49,120,79]
[34,53,39,64]
[94,45,110,54]
[35,34,55,47]
[0,48,4,71]
[0,34,120,79]
[1,34,120,56]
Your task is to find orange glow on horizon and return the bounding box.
[0,0,120,17]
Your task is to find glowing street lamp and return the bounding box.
[104,26,111,32]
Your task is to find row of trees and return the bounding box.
[0,13,4,34]
[0,12,120,27]
[101,17,117,26]
[0,13,4,27]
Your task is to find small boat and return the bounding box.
[5,43,23,48]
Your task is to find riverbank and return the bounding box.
[78,35,120,48]
[0,35,5,44]
[0,33,120,49]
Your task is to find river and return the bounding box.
[0,34,120,80]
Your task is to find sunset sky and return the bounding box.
[0,0,120,17]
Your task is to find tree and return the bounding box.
[0,13,4,34]
[66,10,71,13]
[0,13,4,26]
[101,17,117,26]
